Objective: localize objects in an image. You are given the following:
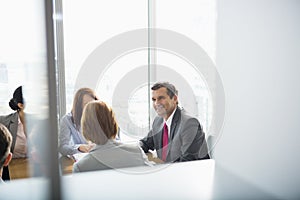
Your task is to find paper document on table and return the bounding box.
[72,153,88,162]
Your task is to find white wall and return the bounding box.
[215,0,300,198]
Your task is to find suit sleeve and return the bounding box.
[139,129,155,153]
[179,118,209,162]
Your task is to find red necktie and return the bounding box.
[162,123,168,161]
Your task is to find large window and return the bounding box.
[62,0,217,142]
[0,1,48,115]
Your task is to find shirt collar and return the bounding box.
[165,107,177,128]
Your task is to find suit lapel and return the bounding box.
[152,118,164,158]
[158,122,164,148]
[166,107,181,161]
[153,108,181,161]
[170,108,181,140]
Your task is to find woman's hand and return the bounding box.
[78,143,95,153]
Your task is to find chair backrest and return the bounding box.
[206,134,214,158]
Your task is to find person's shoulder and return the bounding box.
[179,108,200,124]
[0,112,17,122]
[116,141,142,154]
[180,108,196,118]
[0,112,17,118]
[59,113,76,131]
[60,113,72,123]
[61,112,72,119]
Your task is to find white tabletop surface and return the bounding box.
[0,159,278,200]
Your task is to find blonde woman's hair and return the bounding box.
[81,101,118,145]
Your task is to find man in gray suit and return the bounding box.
[140,82,210,163]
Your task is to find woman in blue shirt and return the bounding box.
[58,88,98,156]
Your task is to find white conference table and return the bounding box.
[0,159,278,200]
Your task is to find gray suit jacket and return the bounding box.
[0,112,19,152]
[140,107,210,162]
[73,140,153,173]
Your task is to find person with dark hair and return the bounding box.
[73,101,152,173]
[140,82,210,163]
[0,123,13,183]
[0,86,28,180]
[58,88,98,156]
